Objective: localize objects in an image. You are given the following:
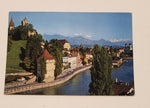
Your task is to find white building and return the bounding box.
[63,56,77,69]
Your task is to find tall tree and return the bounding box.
[89,44,113,95]
[47,39,63,57]
[23,34,43,74]
[37,57,46,83]
[54,48,62,78]
[110,46,116,57]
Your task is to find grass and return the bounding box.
[6,69,22,74]
[6,40,27,71]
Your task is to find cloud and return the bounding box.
[110,39,132,42]
[74,33,82,36]
[85,35,92,38]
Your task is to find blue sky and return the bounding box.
[9,12,132,41]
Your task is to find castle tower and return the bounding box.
[37,49,55,82]
[22,17,28,26]
[9,17,14,30]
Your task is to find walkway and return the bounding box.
[4,64,92,94]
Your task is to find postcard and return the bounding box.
[5,12,134,95]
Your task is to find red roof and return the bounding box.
[38,49,55,60]
[9,17,14,26]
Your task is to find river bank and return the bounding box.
[15,60,134,95]
[123,57,133,60]
[4,65,92,94]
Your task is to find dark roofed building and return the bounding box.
[58,39,71,50]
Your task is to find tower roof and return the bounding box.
[37,49,55,60]
[9,17,14,27]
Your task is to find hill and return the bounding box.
[6,40,27,73]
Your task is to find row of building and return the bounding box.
[38,39,93,82]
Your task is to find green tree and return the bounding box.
[23,57,31,71]
[27,23,34,31]
[44,39,63,78]
[23,34,43,74]
[54,48,62,78]
[89,44,113,95]
[110,46,116,57]
[120,52,125,58]
[44,40,49,49]
[37,57,46,83]
[47,39,63,56]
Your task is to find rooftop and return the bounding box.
[9,17,14,26]
[37,49,55,60]
[58,39,69,45]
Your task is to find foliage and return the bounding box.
[23,57,31,71]
[79,47,85,57]
[37,57,46,83]
[64,62,71,70]
[44,39,63,78]
[54,48,63,77]
[120,52,125,58]
[8,23,34,41]
[110,46,117,57]
[63,52,68,57]
[27,23,34,31]
[23,34,43,74]
[11,25,28,40]
[89,44,113,95]
[46,39,63,57]
[44,40,49,50]
[5,75,22,83]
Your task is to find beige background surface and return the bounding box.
[0,0,150,108]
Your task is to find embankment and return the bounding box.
[4,65,91,95]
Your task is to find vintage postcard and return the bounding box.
[5,12,134,95]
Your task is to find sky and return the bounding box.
[9,12,132,41]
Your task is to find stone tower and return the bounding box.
[22,17,28,26]
[9,17,14,30]
[37,49,55,82]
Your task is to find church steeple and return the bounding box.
[9,17,14,30]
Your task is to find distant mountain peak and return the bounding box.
[43,34,132,47]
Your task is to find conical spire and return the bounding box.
[9,17,14,26]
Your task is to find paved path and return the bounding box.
[4,65,92,94]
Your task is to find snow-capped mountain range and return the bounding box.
[43,34,132,47]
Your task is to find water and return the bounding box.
[17,60,134,95]
[112,60,134,84]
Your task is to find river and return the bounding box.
[16,60,134,95]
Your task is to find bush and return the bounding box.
[5,75,22,83]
